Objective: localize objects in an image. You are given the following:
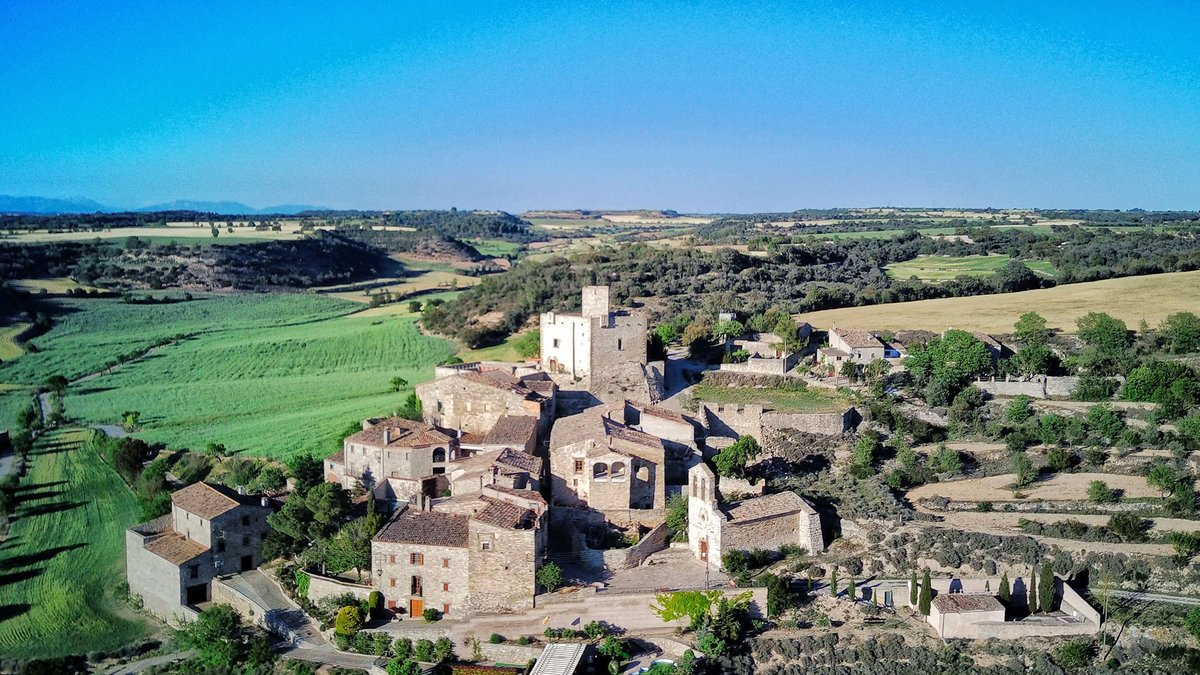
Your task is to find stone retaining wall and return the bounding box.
[972,376,1084,400]
[920,497,1152,514]
[478,642,543,665]
[306,571,374,605]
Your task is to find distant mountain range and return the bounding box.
[0,195,323,215]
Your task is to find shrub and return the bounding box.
[516,636,532,646]
[537,561,565,592]
[433,637,455,663]
[1107,513,1149,542]
[976,501,994,513]
[367,591,384,619]
[1058,639,1090,669]
[489,633,505,644]
[422,608,441,623]
[583,620,607,640]
[392,638,413,661]
[1087,480,1117,504]
[722,550,749,577]
[413,639,435,662]
[334,605,364,637]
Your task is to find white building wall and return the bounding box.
[540,313,592,378]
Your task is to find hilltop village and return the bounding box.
[105,280,1200,674]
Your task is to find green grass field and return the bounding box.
[691,383,847,413]
[0,294,455,459]
[0,323,29,362]
[469,239,523,257]
[0,429,153,659]
[886,254,1056,281]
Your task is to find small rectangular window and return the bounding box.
[242,535,250,546]
[442,582,450,592]
[189,565,199,579]
[552,339,560,348]
[481,541,491,551]
[442,558,450,568]
[389,555,396,564]
[410,552,425,566]
[573,459,584,473]
[411,576,423,596]
[390,578,396,587]
[443,603,450,614]
[617,339,623,350]
[241,515,250,526]
[217,540,226,553]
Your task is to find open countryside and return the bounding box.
[886,254,1057,282]
[804,270,1200,333]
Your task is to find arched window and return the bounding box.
[432,448,446,463]
[611,462,627,481]
[636,466,650,482]
[593,463,609,482]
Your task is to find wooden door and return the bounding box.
[409,598,424,617]
[699,539,708,562]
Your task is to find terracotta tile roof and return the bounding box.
[460,370,548,401]
[130,514,173,536]
[524,379,557,395]
[495,447,543,474]
[374,509,469,548]
[724,491,816,522]
[484,484,547,505]
[972,332,1008,352]
[458,432,486,445]
[933,594,1004,613]
[627,401,689,425]
[346,417,454,449]
[832,327,884,350]
[326,450,346,466]
[172,482,251,520]
[472,496,536,530]
[482,415,538,447]
[144,531,209,565]
[603,418,665,450]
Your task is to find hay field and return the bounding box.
[0,429,153,659]
[803,271,1200,333]
[886,255,1056,281]
[906,472,1156,502]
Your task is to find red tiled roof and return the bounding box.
[494,447,542,475]
[472,496,536,530]
[144,531,209,564]
[933,594,1004,613]
[346,417,454,449]
[482,415,538,447]
[832,327,884,350]
[374,509,469,547]
[172,482,251,520]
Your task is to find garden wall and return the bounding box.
[478,642,543,665]
[306,571,374,604]
[602,521,672,570]
[972,376,1082,400]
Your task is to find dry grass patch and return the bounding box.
[906,472,1157,503]
[803,271,1200,333]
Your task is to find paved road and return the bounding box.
[220,570,327,647]
[106,650,194,674]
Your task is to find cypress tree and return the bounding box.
[998,572,1011,604]
[1028,569,1039,614]
[910,570,918,606]
[918,570,932,615]
[1039,562,1055,612]
[830,569,838,597]
[848,577,856,603]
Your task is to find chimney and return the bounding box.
[384,427,393,445]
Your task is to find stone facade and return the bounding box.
[686,463,822,570]
[911,577,1101,639]
[372,486,547,619]
[416,365,556,442]
[325,416,462,504]
[972,375,1083,400]
[540,286,648,387]
[125,483,271,624]
[699,402,858,442]
[820,327,887,367]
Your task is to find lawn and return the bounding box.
[458,331,533,363]
[469,239,523,257]
[885,254,1056,281]
[0,429,153,659]
[691,383,847,413]
[803,270,1200,334]
[7,278,104,295]
[0,294,456,460]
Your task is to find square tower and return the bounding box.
[581,285,611,321]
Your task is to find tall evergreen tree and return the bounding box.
[1039,562,1055,612]
[910,570,918,605]
[918,570,932,615]
[830,569,838,597]
[847,577,856,603]
[1028,569,1039,614]
[998,572,1011,604]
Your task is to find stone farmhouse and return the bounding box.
[720,323,813,376]
[125,482,271,623]
[549,400,698,527]
[819,327,888,367]
[325,417,462,504]
[371,484,547,619]
[446,446,544,496]
[970,331,1014,361]
[686,463,822,570]
[540,286,663,404]
[416,363,557,443]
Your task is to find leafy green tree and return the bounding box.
[1086,405,1124,443]
[654,323,679,345]
[286,453,324,492]
[174,604,247,670]
[1108,513,1149,542]
[1167,480,1198,517]
[44,374,68,393]
[722,549,749,577]
[763,573,793,618]
[714,436,760,478]
[1076,312,1131,358]
[1015,311,1050,346]
[398,392,423,421]
[918,570,932,615]
[905,330,993,405]
[386,658,422,675]
[930,445,962,475]
[851,434,879,471]
[407,300,423,313]
[1185,607,1200,640]
[1046,447,1072,472]
[1014,344,1056,376]
[513,330,541,359]
[537,561,564,591]
[1012,452,1035,487]
[711,319,744,342]
[664,494,688,537]
[1148,463,1179,497]
[1039,562,1055,612]
[651,589,721,626]
[1087,480,1117,504]
[998,572,1011,604]
[1006,395,1034,424]
[390,376,409,392]
[1161,311,1200,354]
[1179,413,1200,452]
[334,605,363,637]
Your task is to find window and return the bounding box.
[390,578,396,587]
[574,459,584,473]
[387,600,397,609]
[611,461,627,481]
[217,540,226,553]
[432,448,446,463]
[617,338,623,350]
[411,576,423,596]
[436,400,443,413]
[552,338,560,348]
[593,463,608,482]
[241,515,250,526]
[189,565,199,579]
[442,582,450,592]
[410,552,425,565]
[442,558,450,568]
[481,541,492,551]
[242,535,250,546]
[389,554,396,564]
[443,603,450,614]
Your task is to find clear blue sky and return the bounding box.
[1,1,1197,212]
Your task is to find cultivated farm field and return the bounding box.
[0,294,455,459]
[886,254,1056,281]
[802,270,1200,333]
[0,429,153,659]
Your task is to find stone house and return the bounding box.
[686,463,822,570]
[540,286,647,381]
[371,485,547,619]
[929,594,1006,639]
[125,482,271,624]
[549,401,696,526]
[820,327,887,367]
[971,331,1014,361]
[721,326,812,375]
[447,446,544,496]
[325,417,462,505]
[416,364,557,444]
